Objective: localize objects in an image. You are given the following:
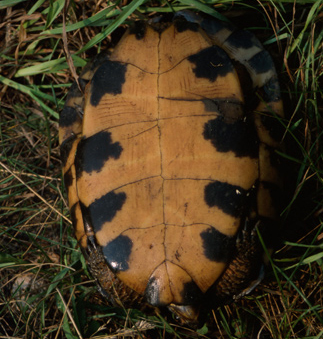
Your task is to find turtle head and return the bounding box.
[168,304,202,326]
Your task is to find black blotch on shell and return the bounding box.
[200,16,235,36]
[60,135,77,168]
[102,235,133,273]
[59,106,82,128]
[64,77,89,101]
[90,60,127,106]
[203,117,259,158]
[129,21,147,40]
[248,50,274,74]
[188,46,234,82]
[88,52,111,73]
[259,77,282,103]
[260,113,285,142]
[174,17,199,32]
[204,181,247,218]
[75,131,123,178]
[225,29,262,49]
[63,168,73,188]
[80,191,126,232]
[200,226,236,262]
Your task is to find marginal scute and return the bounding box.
[59,110,83,145]
[248,50,275,75]
[174,17,199,32]
[59,106,81,128]
[225,29,262,49]
[260,112,285,142]
[63,168,73,189]
[257,181,281,220]
[65,166,78,209]
[70,202,87,248]
[60,135,78,168]
[65,78,88,103]
[199,14,235,37]
[259,77,282,102]
[259,144,282,185]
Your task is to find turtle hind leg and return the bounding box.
[207,219,267,306]
[84,232,146,310]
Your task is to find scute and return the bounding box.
[59,10,284,325]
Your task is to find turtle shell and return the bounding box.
[59,11,284,324]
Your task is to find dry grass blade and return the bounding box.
[0,161,71,224]
[55,287,83,339]
[61,0,80,93]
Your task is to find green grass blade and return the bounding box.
[0,0,27,8]
[42,6,116,35]
[79,0,147,53]
[0,75,59,119]
[14,55,86,77]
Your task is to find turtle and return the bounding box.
[59,10,284,325]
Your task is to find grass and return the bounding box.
[0,0,322,338]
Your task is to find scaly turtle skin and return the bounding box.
[59,11,284,324]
